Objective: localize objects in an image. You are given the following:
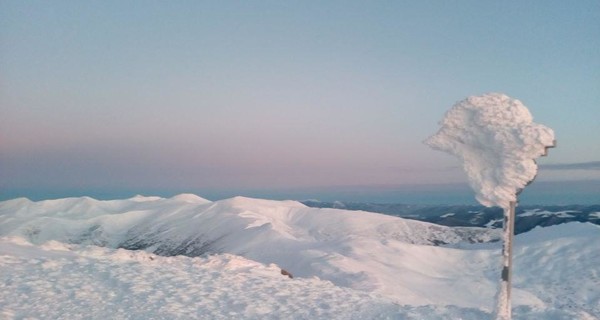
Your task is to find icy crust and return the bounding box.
[0,195,599,318]
[1,222,599,319]
[425,93,555,209]
[0,237,404,320]
[0,195,501,307]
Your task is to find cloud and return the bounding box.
[540,161,600,171]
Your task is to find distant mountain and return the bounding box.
[0,194,500,307]
[301,200,600,234]
[1,195,599,318]
[0,195,497,250]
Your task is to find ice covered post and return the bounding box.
[424,93,555,320]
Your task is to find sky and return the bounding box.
[1,1,599,203]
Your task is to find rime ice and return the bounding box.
[425,93,555,209]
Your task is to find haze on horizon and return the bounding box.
[1,1,599,202]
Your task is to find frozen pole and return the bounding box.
[497,200,516,320]
[496,141,554,320]
[424,93,555,320]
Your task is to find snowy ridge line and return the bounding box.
[302,200,600,234]
[0,194,499,305]
[1,195,599,319]
[0,194,499,249]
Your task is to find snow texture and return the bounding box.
[1,195,599,319]
[0,195,500,308]
[519,209,577,218]
[425,93,555,209]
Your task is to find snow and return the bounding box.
[1,195,599,319]
[0,195,499,307]
[519,209,578,218]
[425,93,555,209]
[129,195,163,202]
[168,193,212,204]
[485,218,503,228]
[0,237,404,319]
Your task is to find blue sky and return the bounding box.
[1,1,599,202]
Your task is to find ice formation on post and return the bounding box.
[425,93,555,209]
[426,93,555,320]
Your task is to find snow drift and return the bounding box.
[0,194,499,307]
[1,195,598,319]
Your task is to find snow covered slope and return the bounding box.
[0,195,497,247]
[0,236,508,320]
[0,194,499,305]
[303,200,600,234]
[1,195,599,319]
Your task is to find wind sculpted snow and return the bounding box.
[425,93,555,209]
[0,195,499,305]
[1,195,598,319]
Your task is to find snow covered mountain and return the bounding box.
[303,200,600,234]
[0,195,498,248]
[0,195,498,302]
[1,195,599,319]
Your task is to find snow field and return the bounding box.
[0,237,479,320]
[1,195,598,319]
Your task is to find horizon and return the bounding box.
[1,1,599,202]
[2,179,599,206]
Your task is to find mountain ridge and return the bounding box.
[302,200,600,234]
